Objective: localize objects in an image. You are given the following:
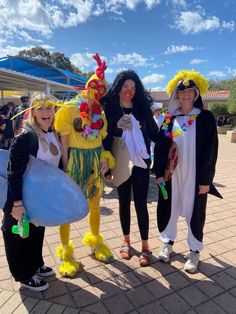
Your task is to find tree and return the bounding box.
[208,103,229,116]
[18,47,75,73]
[227,82,236,115]
[51,52,73,72]
[19,47,51,64]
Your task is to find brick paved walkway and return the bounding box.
[0,134,235,314]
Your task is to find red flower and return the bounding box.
[91,119,103,129]
[92,103,102,114]
[80,102,89,113]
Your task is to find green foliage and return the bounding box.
[227,82,236,114]
[208,103,229,116]
[17,47,88,77]
[208,77,236,91]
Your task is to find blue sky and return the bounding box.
[0,0,236,90]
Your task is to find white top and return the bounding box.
[122,114,149,169]
[37,132,61,167]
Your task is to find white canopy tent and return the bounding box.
[0,68,75,105]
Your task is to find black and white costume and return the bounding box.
[154,97,220,252]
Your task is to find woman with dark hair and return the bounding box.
[101,70,158,267]
[154,70,221,273]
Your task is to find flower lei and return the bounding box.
[162,113,197,139]
[79,99,103,141]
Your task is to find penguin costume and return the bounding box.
[154,70,222,273]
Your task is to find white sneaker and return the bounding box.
[159,243,173,262]
[184,251,199,273]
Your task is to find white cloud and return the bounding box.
[190,58,207,65]
[0,0,163,44]
[226,67,236,77]
[142,73,166,84]
[0,44,34,58]
[111,52,151,67]
[70,52,107,71]
[164,45,195,55]
[222,20,235,32]
[207,71,226,78]
[170,0,187,8]
[175,11,220,34]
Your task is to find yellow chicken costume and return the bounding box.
[54,54,115,277]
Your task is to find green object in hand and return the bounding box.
[12,213,30,238]
[159,181,168,200]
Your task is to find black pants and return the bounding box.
[1,212,45,282]
[117,166,150,240]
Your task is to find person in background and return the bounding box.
[0,113,6,148]
[101,70,158,267]
[12,95,29,135]
[1,92,61,291]
[150,102,164,164]
[154,70,221,273]
[0,102,15,149]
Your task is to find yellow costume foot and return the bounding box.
[55,240,80,277]
[82,232,113,262]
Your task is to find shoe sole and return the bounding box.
[21,282,49,292]
[159,251,173,263]
[37,270,55,277]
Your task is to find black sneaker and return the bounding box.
[21,275,49,291]
[37,265,54,277]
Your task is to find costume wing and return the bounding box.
[0,149,89,226]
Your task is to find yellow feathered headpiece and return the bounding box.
[166,70,208,96]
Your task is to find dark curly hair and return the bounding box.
[101,70,153,120]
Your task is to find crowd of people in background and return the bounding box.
[0,95,29,149]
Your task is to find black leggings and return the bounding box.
[1,212,45,282]
[117,166,150,240]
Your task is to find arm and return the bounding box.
[8,132,31,221]
[60,135,69,172]
[198,111,218,186]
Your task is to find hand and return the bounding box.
[198,185,210,194]
[157,177,165,186]
[11,203,26,221]
[117,115,132,131]
[100,159,109,175]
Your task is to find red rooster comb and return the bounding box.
[93,53,107,80]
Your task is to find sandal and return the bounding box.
[139,249,152,267]
[120,242,131,260]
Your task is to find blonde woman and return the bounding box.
[1,92,61,291]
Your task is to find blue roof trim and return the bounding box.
[0,56,88,87]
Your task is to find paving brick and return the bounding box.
[46,303,65,314]
[0,292,25,314]
[159,293,192,314]
[30,300,52,313]
[81,302,109,314]
[194,278,224,298]
[211,271,236,290]
[12,297,39,314]
[164,271,191,290]
[195,301,225,314]
[139,301,168,314]
[179,285,208,307]
[126,285,155,308]
[103,293,135,314]
[213,292,236,313]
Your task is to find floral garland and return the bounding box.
[79,99,103,141]
[162,113,197,139]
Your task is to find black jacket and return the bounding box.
[3,126,39,212]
